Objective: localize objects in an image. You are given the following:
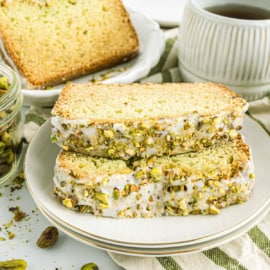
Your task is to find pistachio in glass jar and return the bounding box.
[0,64,23,186]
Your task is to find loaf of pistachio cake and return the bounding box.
[0,0,138,88]
[53,134,255,218]
[51,82,248,160]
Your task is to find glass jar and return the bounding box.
[0,64,23,186]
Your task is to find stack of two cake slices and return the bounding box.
[51,82,255,218]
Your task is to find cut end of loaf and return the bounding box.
[56,151,132,179]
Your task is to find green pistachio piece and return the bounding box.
[63,195,77,208]
[7,151,14,164]
[175,186,183,192]
[68,0,77,5]
[155,124,163,131]
[166,205,174,215]
[112,188,120,200]
[178,198,187,211]
[123,184,131,196]
[0,259,27,270]
[36,226,59,248]
[183,121,192,130]
[101,177,108,186]
[98,203,109,209]
[78,205,91,213]
[135,170,144,179]
[150,167,161,180]
[223,118,229,125]
[213,117,221,124]
[51,136,57,143]
[80,262,99,270]
[209,205,220,215]
[0,141,5,155]
[0,111,7,119]
[0,76,10,91]
[117,210,125,217]
[95,192,109,207]
[201,118,211,124]
[104,130,114,138]
[1,132,11,145]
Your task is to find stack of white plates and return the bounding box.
[25,117,270,256]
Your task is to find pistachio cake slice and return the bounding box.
[51,82,248,160]
[53,134,255,218]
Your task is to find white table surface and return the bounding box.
[0,181,123,269]
[0,107,122,269]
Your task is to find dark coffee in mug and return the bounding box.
[206,4,270,20]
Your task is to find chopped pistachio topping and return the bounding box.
[104,130,114,138]
[95,192,110,209]
[52,108,245,160]
[135,170,145,179]
[112,188,120,200]
[63,198,73,208]
[101,177,108,186]
[150,167,161,180]
[209,205,220,215]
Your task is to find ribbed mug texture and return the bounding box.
[178,0,270,100]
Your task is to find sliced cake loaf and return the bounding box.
[53,134,255,218]
[51,82,248,160]
[0,0,139,88]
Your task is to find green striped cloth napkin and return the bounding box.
[23,29,270,270]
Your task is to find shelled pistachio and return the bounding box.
[0,75,22,179]
[36,226,59,248]
[80,262,99,270]
[0,259,27,270]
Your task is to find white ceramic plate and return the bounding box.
[36,197,269,256]
[25,116,270,248]
[123,0,188,27]
[11,9,164,106]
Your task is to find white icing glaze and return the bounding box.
[51,111,245,159]
[53,155,255,218]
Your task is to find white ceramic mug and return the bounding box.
[178,0,270,101]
